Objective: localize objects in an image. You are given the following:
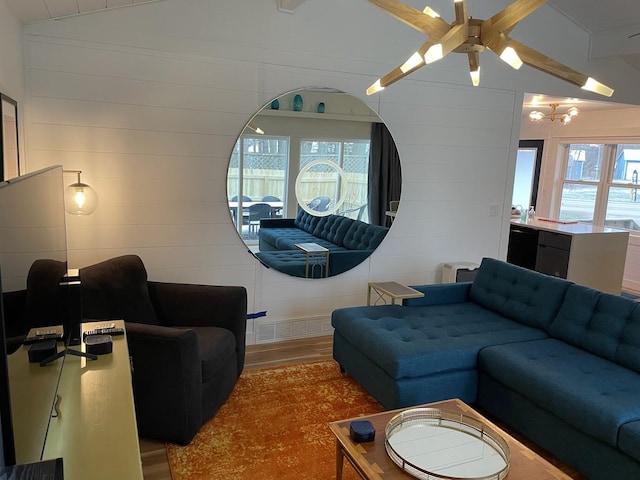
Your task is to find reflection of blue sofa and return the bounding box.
[256,209,388,278]
[332,257,640,480]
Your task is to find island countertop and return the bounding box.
[510,218,627,236]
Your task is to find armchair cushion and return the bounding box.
[80,255,159,325]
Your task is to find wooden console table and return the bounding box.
[10,321,143,480]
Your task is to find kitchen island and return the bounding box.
[508,218,629,294]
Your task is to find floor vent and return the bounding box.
[255,315,333,343]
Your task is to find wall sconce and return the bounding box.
[63,170,98,215]
[529,103,579,125]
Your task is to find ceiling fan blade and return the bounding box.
[366,38,436,95]
[367,0,450,38]
[483,0,547,35]
[496,37,614,96]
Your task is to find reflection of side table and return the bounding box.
[367,281,424,306]
[295,242,330,278]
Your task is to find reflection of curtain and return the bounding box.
[369,123,402,226]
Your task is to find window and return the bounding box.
[228,136,289,239]
[299,140,370,221]
[558,143,640,230]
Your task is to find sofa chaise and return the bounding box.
[256,209,388,277]
[332,257,640,480]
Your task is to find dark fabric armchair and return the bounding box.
[7,255,247,445]
[79,255,247,445]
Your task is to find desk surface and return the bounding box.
[42,321,143,480]
[9,334,65,464]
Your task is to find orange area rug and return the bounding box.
[166,360,384,480]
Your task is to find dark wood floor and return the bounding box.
[140,335,334,480]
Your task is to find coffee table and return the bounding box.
[328,398,574,480]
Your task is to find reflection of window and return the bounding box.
[228,136,289,240]
[558,143,640,230]
[299,140,370,222]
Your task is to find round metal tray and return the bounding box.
[385,408,510,480]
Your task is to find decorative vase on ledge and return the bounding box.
[293,94,303,112]
[317,102,325,113]
[271,99,279,110]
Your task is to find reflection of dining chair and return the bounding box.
[230,195,253,225]
[308,195,331,212]
[389,200,399,212]
[262,195,283,218]
[338,204,366,221]
[248,203,273,236]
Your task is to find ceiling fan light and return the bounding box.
[366,79,385,96]
[423,6,440,18]
[424,44,443,64]
[567,106,579,117]
[470,68,480,86]
[582,77,614,97]
[500,46,523,70]
[529,111,544,122]
[401,52,424,73]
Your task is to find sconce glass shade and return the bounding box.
[64,173,98,215]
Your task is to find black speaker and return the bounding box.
[59,269,82,346]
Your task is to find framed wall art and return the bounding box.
[1,94,20,181]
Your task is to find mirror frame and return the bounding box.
[227,87,401,277]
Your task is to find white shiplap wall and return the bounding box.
[17,0,640,343]
[0,0,25,151]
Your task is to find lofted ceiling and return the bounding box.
[6,1,639,69]
[4,0,640,115]
[3,0,164,24]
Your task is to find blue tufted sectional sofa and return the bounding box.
[332,257,640,480]
[255,209,388,278]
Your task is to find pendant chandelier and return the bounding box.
[366,0,614,98]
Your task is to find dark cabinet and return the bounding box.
[507,221,629,294]
[507,225,539,270]
[535,231,572,278]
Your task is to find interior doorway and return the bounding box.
[513,139,544,211]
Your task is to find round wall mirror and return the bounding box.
[227,87,402,278]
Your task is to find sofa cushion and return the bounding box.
[80,254,159,325]
[549,284,635,361]
[311,215,354,246]
[331,302,548,380]
[619,421,640,463]
[294,208,321,232]
[616,305,640,374]
[469,257,571,330]
[342,221,388,250]
[479,338,640,448]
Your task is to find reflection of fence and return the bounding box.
[228,168,368,208]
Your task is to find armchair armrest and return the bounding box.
[147,282,247,371]
[125,322,202,444]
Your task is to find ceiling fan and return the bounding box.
[366,0,614,97]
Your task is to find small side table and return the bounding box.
[367,281,424,306]
[295,242,330,278]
